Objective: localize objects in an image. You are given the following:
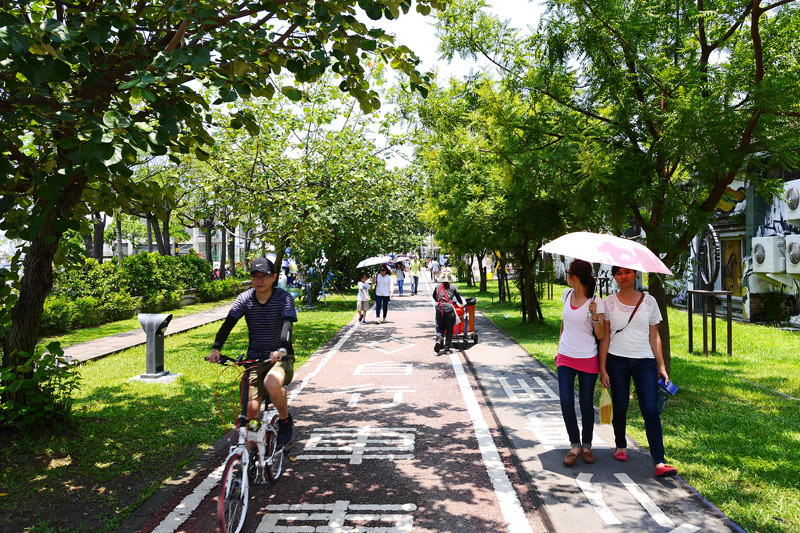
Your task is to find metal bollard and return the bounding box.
[137,313,173,379]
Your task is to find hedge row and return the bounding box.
[40,252,242,334]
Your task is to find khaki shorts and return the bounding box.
[357,300,370,312]
[248,358,294,403]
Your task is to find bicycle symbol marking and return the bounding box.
[364,336,416,355]
[259,500,417,532]
[336,384,415,408]
[296,426,416,465]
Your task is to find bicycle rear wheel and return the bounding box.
[219,451,249,533]
[266,415,285,483]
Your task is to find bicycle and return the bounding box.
[214,354,287,533]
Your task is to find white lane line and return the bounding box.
[153,322,360,533]
[449,352,534,533]
[615,473,675,527]
[670,524,701,533]
[576,473,621,525]
[151,465,223,533]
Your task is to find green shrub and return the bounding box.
[140,289,183,313]
[41,296,74,334]
[72,297,101,328]
[177,250,213,288]
[54,258,126,300]
[100,292,141,322]
[199,278,243,302]
[0,344,80,428]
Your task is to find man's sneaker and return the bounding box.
[276,414,293,447]
[434,336,442,353]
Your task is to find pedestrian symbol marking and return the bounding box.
[525,412,609,450]
[576,473,621,525]
[365,336,415,355]
[615,473,674,527]
[498,376,559,402]
[355,360,413,376]
[296,426,416,465]
[336,384,415,408]
[259,500,416,532]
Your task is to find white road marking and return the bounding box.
[258,501,417,532]
[449,352,534,533]
[153,321,361,533]
[524,412,609,450]
[297,426,416,465]
[151,465,223,533]
[336,385,414,408]
[615,473,675,527]
[355,360,413,376]
[365,336,416,354]
[576,473,621,525]
[499,376,559,402]
[670,524,701,533]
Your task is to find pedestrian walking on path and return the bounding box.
[432,269,463,354]
[600,266,677,478]
[395,261,406,296]
[556,259,604,467]
[373,264,393,323]
[356,272,371,324]
[410,256,421,295]
[430,257,440,282]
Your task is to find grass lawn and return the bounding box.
[0,292,357,533]
[460,281,800,533]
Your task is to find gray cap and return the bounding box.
[250,257,275,275]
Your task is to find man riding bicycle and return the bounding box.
[206,257,297,446]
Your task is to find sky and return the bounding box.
[378,1,545,82]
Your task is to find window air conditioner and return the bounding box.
[785,179,800,222]
[785,235,800,275]
[751,236,785,273]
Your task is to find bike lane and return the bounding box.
[139,275,545,533]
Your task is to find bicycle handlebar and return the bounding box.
[215,353,285,365]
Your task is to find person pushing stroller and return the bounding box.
[432,269,464,354]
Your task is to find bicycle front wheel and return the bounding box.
[219,451,249,533]
[266,415,285,483]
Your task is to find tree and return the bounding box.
[104,214,148,254]
[437,0,800,363]
[0,0,441,426]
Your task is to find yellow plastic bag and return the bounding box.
[599,387,613,425]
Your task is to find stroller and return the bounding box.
[435,297,479,350]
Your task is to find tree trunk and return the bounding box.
[150,217,166,255]
[228,232,236,278]
[92,214,105,263]
[204,221,214,264]
[243,229,251,271]
[115,213,124,262]
[147,217,153,253]
[520,237,538,324]
[467,254,475,287]
[477,252,487,292]
[83,232,93,258]
[3,176,87,368]
[648,275,672,373]
[219,226,227,280]
[497,254,506,303]
[161,213,171,256]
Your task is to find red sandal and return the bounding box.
[655,464,677,478]
[613,448,628,461]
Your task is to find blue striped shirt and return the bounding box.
[226,288,297,359]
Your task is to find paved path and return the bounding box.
[63,304,231,362]
[116,273,738,533]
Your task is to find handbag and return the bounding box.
[599,387,613,424]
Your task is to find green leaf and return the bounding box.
[281,86,302,102]
[195,147,210,161]
[103,110,131,128]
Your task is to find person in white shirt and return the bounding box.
[430,259,440,282]
[599,266,677,478]
[373,265,394,323]
[356,272,371,324]
[557,259,604,467]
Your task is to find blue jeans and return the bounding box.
[375,295,389,319]
[606,353,666,464]
[412,275,419,294]
[397,279,404,295]
[557,365,598,447]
